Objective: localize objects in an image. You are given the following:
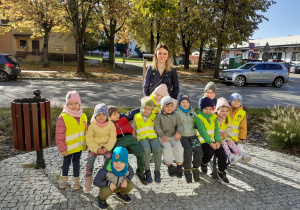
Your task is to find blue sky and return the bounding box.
[250,0,300,39]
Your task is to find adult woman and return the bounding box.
[143,43,179,99]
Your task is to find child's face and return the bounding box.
[204,89,215,100]
[142,105,152,116]
[163,103,174,114]
[218,106,229,119]
[67,100,80,111]
[113,161,126,172]
[231,99,241,108]
[180,100,190,109]
[153,92,163,102]
[110,111,120,122]
[95,113,108,123]
[202,107,214,115]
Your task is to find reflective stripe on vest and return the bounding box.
[227,110,245,142]
[150,94,161,114]
[134,113,157,142]
[62,113,87,155]
[195,114,216,144]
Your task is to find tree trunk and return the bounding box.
[42,29,50,67]
[213,43,223,79]
[150,19,154,54]
[197,39,205,73]
[76,37,85,73]
[182,39,190,70]
[108,34,115,64]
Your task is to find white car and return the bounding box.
[102,52,109,63]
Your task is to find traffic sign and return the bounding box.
[249,43,255,49]
[248,51,253,57]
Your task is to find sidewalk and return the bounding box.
[1,144,300,210]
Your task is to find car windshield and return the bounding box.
[239,63,256,69]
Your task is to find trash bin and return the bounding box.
[11,89,51,169]
[228,56,242,69]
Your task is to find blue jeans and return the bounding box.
[62,151,82,177]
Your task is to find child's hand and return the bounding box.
[97,148,102,155]
[121,179,128,188]
[209,143,216,150]
[220,132,228,138]
[110,182,117,191]
[215,142,221,149]
[61,150,67,156]
[102,147,108,154]
[239,139,244,143]
[175,132,181,140]
[162,136,169,142]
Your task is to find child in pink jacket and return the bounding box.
[55,90,87,191]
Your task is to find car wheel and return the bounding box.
[234,76,246,86]
[272,77,284,88]
[0,71,9,82]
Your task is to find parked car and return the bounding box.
[102,52,109,63]
[289,64,300,74]
[219,62,289,88]
[0,54,21,81]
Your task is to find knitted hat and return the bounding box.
[161,96,174,109]
[204,82,216,94]
[66,90,81,105]
[230,93,243,104]
[94,103,109,117]
[141,97,154,108]
[107,105,118,117]
[112,146,128,165]
[152,84,169,97]
[215,97,230,113]
[200,97,214,111]
[178,93,191,105]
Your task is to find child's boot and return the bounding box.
[176,165,183,178]
[167,164,177,177]
[83,176,93,193]
[201,162,208,174]
[192,167,201,182]
[228,154,243,165]
[217,171,230,184]
[98,197,108,210]
[154,171,161,183]
[184,169,192,183]
[73,177,81,191]
[58,176,68,189]
[241,153,251,164]
[145,170,153,184]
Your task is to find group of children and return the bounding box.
[55,82,251,210]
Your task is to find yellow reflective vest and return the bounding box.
[226,110,246,142]
[134,113,157,142]
[150,94,161,114]
[62,113,87,155]
[196,114,217,144]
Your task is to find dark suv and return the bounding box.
[0,54,21,81]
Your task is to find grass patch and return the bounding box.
[21,163,36,168]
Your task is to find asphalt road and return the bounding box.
[1,73,299,108]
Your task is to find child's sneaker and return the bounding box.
[116,193,132,204]
[176,165,183,178]
[217,171,230,184]
[201,162,208,174]
[184,169,192,183]
[192,167,200,182]
[145,170,153,184]
[154,171,161,183]
[228,154,243,165]
[135,174,148,185]
[168,164,177,177]
[240,153,251,164]
[98,197,108,210]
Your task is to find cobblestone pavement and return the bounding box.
[1,144,300,210]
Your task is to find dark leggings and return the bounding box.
[62,151,82,177]
[201,143,227,172]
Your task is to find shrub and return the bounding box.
[260,105,300,150]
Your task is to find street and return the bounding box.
[1,73,300,108]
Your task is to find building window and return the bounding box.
[0,18,9,25]
[269,52,282,60]
[292,52,300,61]
[19,40,27,48]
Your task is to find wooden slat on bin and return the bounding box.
[11,102,19,150]
[31,103,40,151]
[39,102,47,149]
[23,103,32,151]
[16,103,24,151]
[45,100,51,147]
